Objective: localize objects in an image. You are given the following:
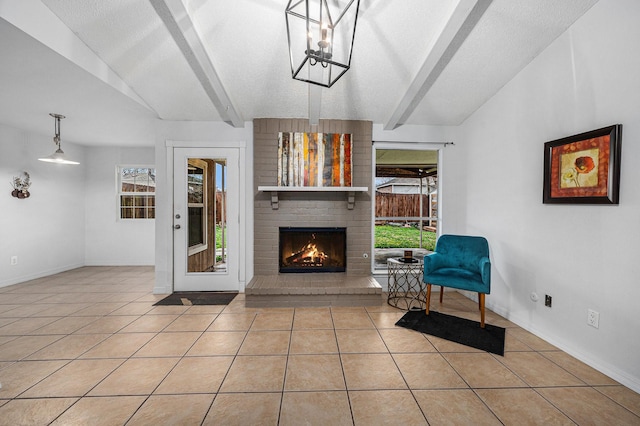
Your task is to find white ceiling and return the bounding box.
[0,0,599,147]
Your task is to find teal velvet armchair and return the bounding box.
[423,234,491,327]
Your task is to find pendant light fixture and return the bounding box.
[38,113,80,165]
[285,0,360,88]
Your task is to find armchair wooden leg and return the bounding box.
[479,293,485,328]
[439,286,444,304]
[425,284,431,315]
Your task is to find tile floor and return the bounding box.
[0,266,639,425]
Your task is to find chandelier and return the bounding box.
[285,0,360,88]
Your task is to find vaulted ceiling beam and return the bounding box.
[384,0,491,130]
[0,0,154,114]
[308,84,322,126]
[150,0,244,127]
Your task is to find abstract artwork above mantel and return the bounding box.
[278,132,352,187]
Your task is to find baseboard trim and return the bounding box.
[0,263,85,288]
[485,298,640,394]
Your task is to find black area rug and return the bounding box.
[154,291,238,306]
[395,310,505,356]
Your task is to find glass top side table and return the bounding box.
[387,257,425,310]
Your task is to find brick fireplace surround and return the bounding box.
[246,118,382,307]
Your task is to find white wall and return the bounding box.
[153,120,254,294]
[0,123,85,287]
[84,146,155,265]
[0,123,157,287]
[445,0,640,391]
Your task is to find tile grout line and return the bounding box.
[202,304,256,424]
[366,307,432,424]
[123,305,221,425]
[330,306,357,426]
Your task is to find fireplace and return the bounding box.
[279,227,347,273]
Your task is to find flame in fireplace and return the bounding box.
[285,234,328,266]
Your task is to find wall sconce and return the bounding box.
[11,172,31,199]
[285,0,360,88]
[38,113,80,165]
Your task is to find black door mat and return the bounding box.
[154,291,238,306]
[395,309,505,356]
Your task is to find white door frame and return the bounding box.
[166,141,247,292]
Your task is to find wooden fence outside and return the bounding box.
[375,192,437,226]
[215,191,226,224]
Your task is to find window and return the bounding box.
[188,159,208,255]
[373,147,439,271]
[118,166,156,219]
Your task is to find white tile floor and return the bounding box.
[0,266,639,425]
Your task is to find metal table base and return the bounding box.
[387,258,425,310]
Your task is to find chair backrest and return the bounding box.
[435,234,489,271]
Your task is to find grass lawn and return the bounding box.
[375,225,436,250]
[215,225,225,249]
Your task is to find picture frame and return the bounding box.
[543,124,622,204]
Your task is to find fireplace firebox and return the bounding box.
[279,227,347,273]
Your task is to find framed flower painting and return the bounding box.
[543,124,622,204]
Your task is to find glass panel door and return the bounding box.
[374,148,438,270]
[173,148,238,291]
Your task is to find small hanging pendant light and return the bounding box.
[38,113,80,165]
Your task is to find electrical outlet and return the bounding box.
[587,309,600,328]
[10,256,18,266]
[545,294,552,307]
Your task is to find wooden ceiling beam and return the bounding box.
[0,1,155,115]
[150,0,244,127]
[308,84,322,126]
[384,0,491,130]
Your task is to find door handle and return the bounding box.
[174,224,181,230]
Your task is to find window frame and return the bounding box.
[371,142,444,274]
[117,165,156,220]
[187,159,208,256]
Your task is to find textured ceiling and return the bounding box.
[0,0,599,146]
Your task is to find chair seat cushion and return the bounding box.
[424,268,488,293]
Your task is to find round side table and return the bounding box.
[387,257,425,310]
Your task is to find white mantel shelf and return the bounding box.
[258,186,369,210]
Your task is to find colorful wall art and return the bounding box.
[543,124,622,204]
[278,132,352,187]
